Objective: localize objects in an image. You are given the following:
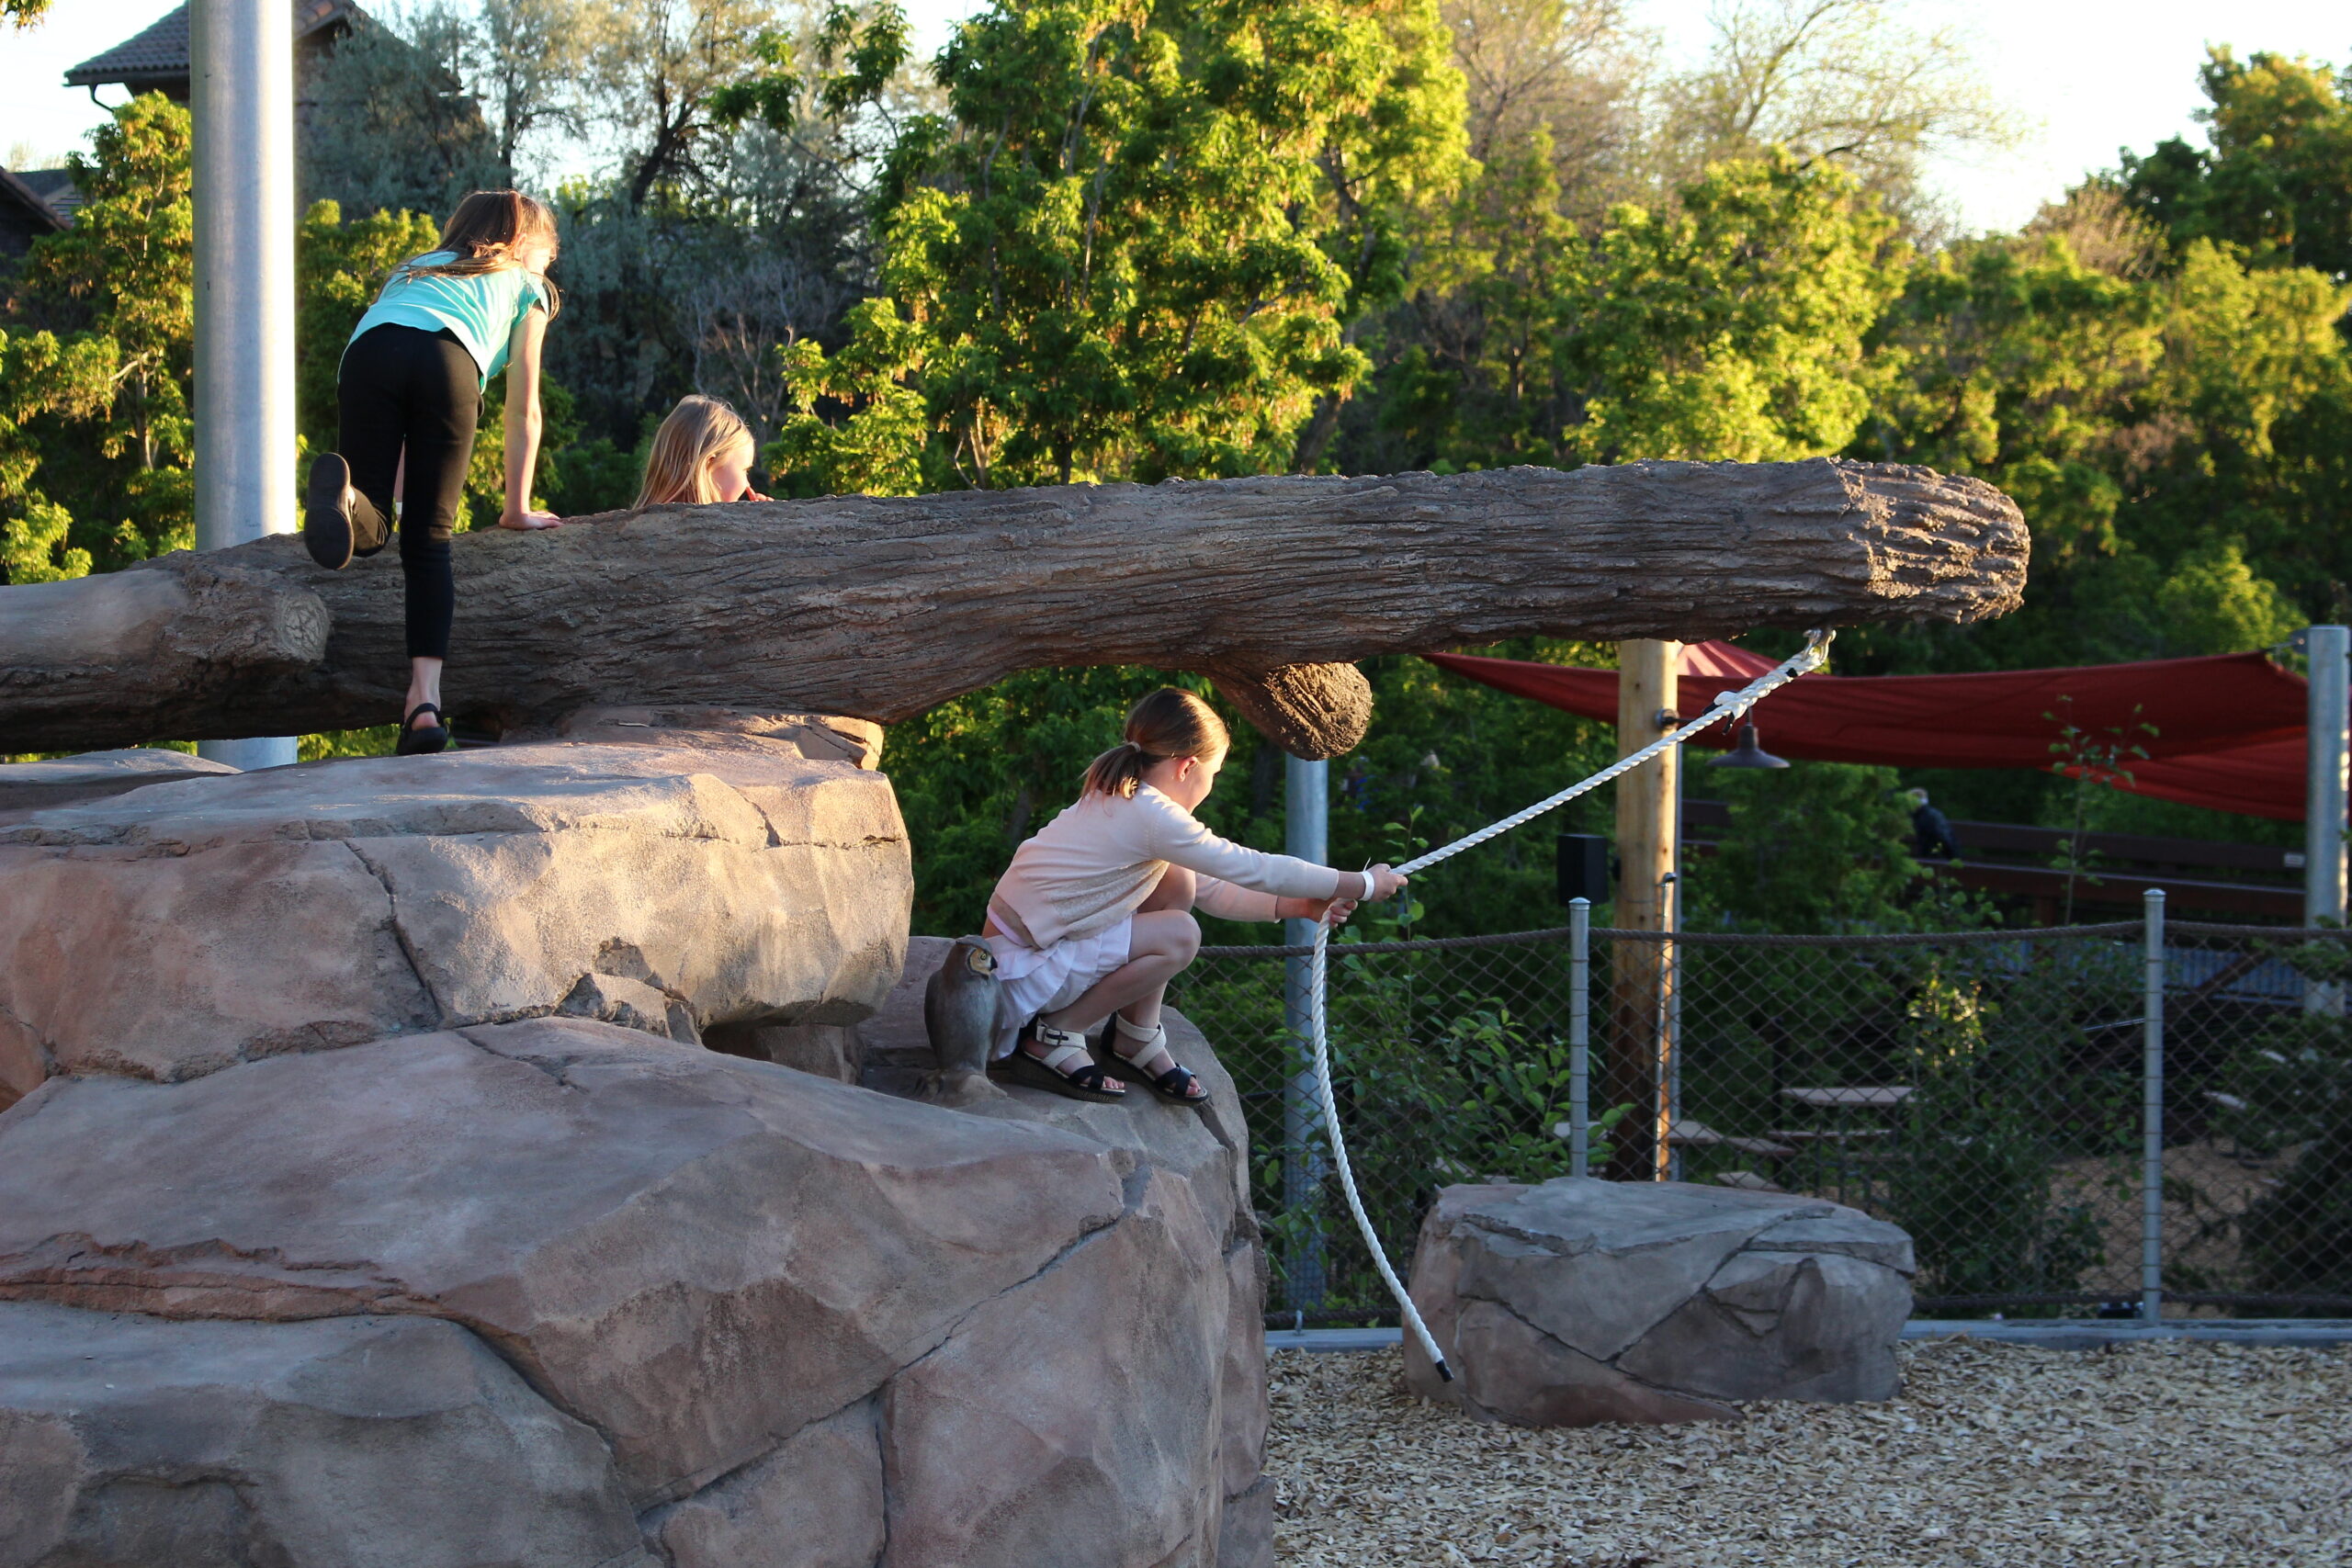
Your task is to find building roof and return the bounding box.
[65,2,361,92]
[14,169,83,220]
[0,168,72,240]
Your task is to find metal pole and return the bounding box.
[2305,625,2348,1013]
[2141,887,2165,1325]
[1668,754,1686,1184]
[1660,869,1680,1183]
[192,0,299,772]
[1568,897,1590,1176]
[1281,752,1329,1309]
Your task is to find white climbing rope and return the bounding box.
[1306,630,1836,1381]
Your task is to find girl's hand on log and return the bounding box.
[499,509,564,531]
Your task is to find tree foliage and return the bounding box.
[2122,48,2352,281]
[17,8,2352,899]
[9,95,195,576]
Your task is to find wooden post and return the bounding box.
[1606,638,1679,1181]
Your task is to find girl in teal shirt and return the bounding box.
[303,190,563,755]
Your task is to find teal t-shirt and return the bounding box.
[346,253,548,388]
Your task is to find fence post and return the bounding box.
[2142,887,2166,1325]
[1568,897,1590,1175]
[2306,624,2348,1015]
[1281,753,1329,1311]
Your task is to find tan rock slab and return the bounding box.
[641,1398,886,1568]
[880,1168,1227,1568]
[0,1018,1125,1506]
[0,1301,650,1568]
[0,739,910,1096]
[0,746,240,818]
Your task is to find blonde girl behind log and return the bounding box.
[635,395,768,508]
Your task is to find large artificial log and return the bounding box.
[0,459,2025,759]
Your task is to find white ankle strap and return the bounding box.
[1113,1013,1160,1042]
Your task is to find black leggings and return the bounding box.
[337,323,482,661]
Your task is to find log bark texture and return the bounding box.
[0,459,2025,758]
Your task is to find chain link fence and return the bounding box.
[1169,908,2352,1326]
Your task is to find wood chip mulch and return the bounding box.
[1267,1339,2351,1566]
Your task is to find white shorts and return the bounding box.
[985,918,1134,1060]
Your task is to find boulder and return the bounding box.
[0,1009,1272,1565]
[0,1018,1124,1506]
[0,1301,649,1568]
[0,739,909,1101]
[639,1399,885,1568]
[540,706,886,771]
[0,746,240,818]
[1404,1178,1915,1426]
[859,935,1271,1565]
[704,1021,865,1082]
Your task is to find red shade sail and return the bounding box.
[1421,644,2317,821]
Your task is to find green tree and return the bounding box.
[792,0,1462,490]
[2122,48,2352,280]
[1558,152,1903,463]
[1684,759,1922,933]
[303,4,503,218]
[3,0,49,26]
[15,95,195,570]
[0,328,118,584]
[1654,0,2006,227]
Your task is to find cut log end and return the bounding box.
[1208,663,1374,760]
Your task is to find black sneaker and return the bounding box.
[303,453,355,570]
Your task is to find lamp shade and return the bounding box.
[1710,722,1790,769]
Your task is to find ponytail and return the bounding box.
[1082,688,1229,798]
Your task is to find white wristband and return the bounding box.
[1360,869,1380,900]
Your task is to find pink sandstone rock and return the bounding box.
[0,739,909,1103]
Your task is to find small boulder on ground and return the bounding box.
[1405,1178,1915,1427]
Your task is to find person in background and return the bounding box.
[1909,787,1962,861]
[635,395,768,508]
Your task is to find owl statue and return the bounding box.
[923,936,1005,1105]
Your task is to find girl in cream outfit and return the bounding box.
[984,689,1408,1104]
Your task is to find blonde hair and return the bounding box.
[1082,689,1230,798]
[397,190,562,315]
[636,396,758,508]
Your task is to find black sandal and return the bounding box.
[1108,1017,1210,1105]
[303,452,355,570]
[995,1021,1125,1103]
[396,703,451,756]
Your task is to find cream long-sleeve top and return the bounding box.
[987,784,1374,949]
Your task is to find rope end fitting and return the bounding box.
[1434,1358,1454,1383]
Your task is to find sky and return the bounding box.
[5,0,2348,238]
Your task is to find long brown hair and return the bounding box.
[397,190,563,316]
[636,396,756,508]
[1082,689,1230,798]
